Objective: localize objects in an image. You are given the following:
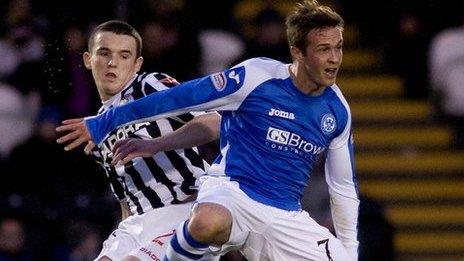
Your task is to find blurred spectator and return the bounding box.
[358,195,395,261]
[41,23,99,117]
[140,18,201,81]
[61,24,99,117]
[127,0,201,81]
[3,0,47,61]
[52,220,101,261]
[387,10,429,99]
[6,106,110,218]
[192,0,245,75]
[199,29,245,75]
[1,0,48,87]
[366,0,463,100]
[338,0,395,49]
[429,24,464,149]
[339,0,463,100]
[0,35,20,81]
[0,82,39,159]
[235,7,290,63]
[186,0,240,32]
[33,0,115,28]
[4,105,115,258]
[0,218,32,261]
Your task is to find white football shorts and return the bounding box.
[128,232,219,261]
[95,202,193,260]
[195,176,353,261]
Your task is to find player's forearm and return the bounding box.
[155,113,220,151]
[330,192,359,260]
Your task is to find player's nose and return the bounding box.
[108,56,119,67]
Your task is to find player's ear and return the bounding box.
[83,52,92,70]
[290,46,303,61]
[134,56,143,73]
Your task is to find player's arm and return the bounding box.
[56,64,253,150]
[324,119,359,260]
[85,67,247,145]
[111,112,221,165]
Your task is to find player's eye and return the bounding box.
[120,52,131,59]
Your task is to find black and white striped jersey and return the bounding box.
[90,72,209,215]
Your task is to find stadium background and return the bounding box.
[0,0,463,260]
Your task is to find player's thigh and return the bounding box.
[264,211,351,261]
[138,202,194,243]
[196,176,259,255]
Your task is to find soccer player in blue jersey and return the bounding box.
[57,1,359,260]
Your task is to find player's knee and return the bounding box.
[121,255,140,261]
[97,256,113,261]
[188,202,232,245]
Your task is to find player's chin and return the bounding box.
[328,73,339,83]
[321,78,336,87]
[106,81,124,92]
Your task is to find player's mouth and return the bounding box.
[324,68,338,78]
[105,72,117,80]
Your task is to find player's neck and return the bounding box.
[289,63,326,96]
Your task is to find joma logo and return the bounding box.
[268,108,295,120]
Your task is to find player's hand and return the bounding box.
[56,118,92,151]
[84,141,96,155]
[111,138,159,165]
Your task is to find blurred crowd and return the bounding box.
[0,0,462,260]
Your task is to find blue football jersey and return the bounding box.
[86,58,358,211]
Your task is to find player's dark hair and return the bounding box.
[88,20,142,57]
[286,0,344,51]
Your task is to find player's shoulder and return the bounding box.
[328,83,345,97]
[232,57,289,80]
[234,57,285,70]
[122,71,179,100]
[327,84,351,129]
[134,72,179,88]
[326,84,351,117]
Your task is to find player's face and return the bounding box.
[83,31,143,101]
[293,26,343,93]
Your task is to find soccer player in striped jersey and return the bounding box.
[58,1,360,259]
[57,20,220,261]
